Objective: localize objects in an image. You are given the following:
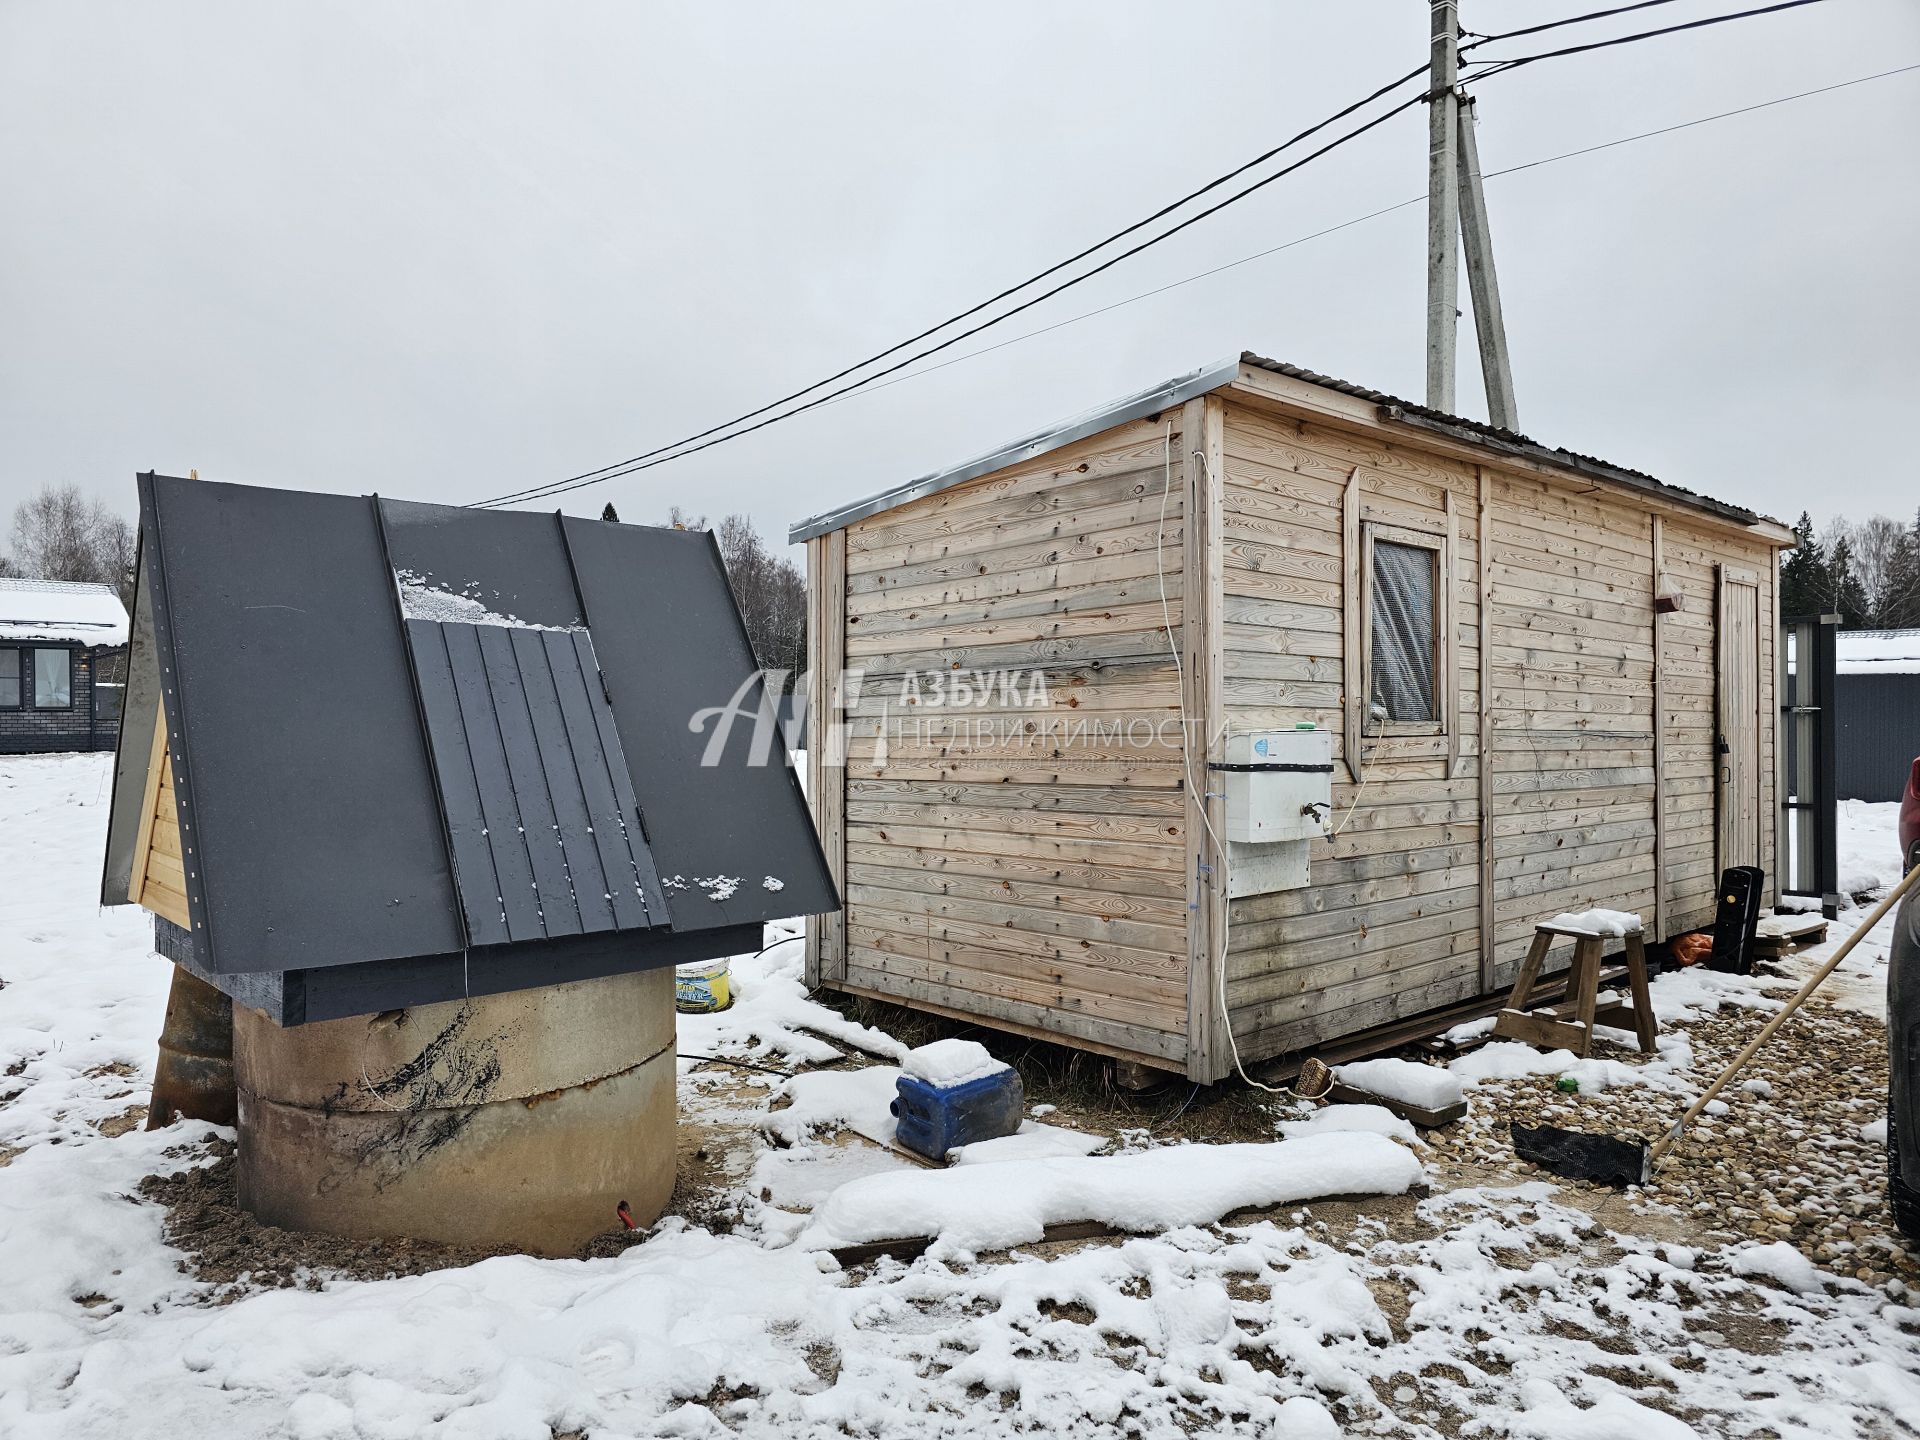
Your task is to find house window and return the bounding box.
[0,648,18,707]
[1357,521,1450,739]
[1369,540,1439,724]
[34,648,72,708]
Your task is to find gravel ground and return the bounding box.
[1422,989,1920,1296]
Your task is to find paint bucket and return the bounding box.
[675,956,732,1013]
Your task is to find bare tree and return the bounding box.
[663,508,806,676]
[7,483,136,613]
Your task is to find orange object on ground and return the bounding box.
[1670,932,1713,967]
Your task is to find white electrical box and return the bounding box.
[1221,728,1334,845]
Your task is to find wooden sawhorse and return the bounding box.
[1490,919,1658,1058]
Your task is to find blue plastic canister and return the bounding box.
[891,1065,1024,1160]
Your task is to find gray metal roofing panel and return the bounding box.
[787,356,1240,543]
[546,629,659,932]
[561,515,840,930]
[117,476,832,1012]
[474,622,585,937]
[411,619,668,944]
[788,350,1780,542]
[137,475,467,975]
[406,619,513,948]
[439,618,546,942]
[379,496,585,628]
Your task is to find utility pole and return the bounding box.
[1425,0,1460,414]
[1456,96,1519,430]
[1425,2,1520,430]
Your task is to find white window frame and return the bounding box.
[1361,522,1450,739]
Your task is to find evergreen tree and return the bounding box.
[1827,535,1869,628]
[1779,511,1830,619]
[600,502,620,523]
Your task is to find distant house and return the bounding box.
[1836,629,1920,801]
[0,577,129,754]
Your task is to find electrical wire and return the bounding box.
[465,58,1437,509]
[1154,425,1287,1096]
[474,0,1845,509]
[1459,0,1686,50]
[1463,0,1829,81]
[472,87,1428,510]
[788,63,1919,418]
[476,4,1701,513]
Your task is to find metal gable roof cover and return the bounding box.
[788,350,1778,542]
[108,474,835,990]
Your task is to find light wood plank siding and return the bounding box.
[1218,404,1484,1055]
[804,528,849,988]
[1217,396,1780,1061]
[829,416,1193,1068]
[807,371,1784,1076]
[132,712,190,928]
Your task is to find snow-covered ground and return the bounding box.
[2,753,1917,1438]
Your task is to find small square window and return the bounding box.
[0,648,18,707]
[34,648,71,708]
[1369,540,1438,724]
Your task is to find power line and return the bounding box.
[1461,0,1686,49]
[475,0,1842,509]
[1465,0,1829,81]
[794,62,1920,414]
[465,58,1436,507]
[470,85,1432,508]
[471,0,1728,509]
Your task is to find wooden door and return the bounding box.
[1717,566,1761,870]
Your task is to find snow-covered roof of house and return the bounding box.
[0,577,129,646]
[1837,628,1920,676]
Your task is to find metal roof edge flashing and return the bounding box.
[787,355,1240,543]
[1375,404,1765,528]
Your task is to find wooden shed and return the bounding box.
[791,353,1795,1082]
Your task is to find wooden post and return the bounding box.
[1342,466,1364,785]
[1425,0,1461,411]
[1443,488,1460,779]
[1476,466,1496,990]
[1182,395,1227,1083]
[1650,515,1669,941]
[804,529,848,989]
[1454,95,1519,431]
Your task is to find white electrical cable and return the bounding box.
[1155,429,1288,1095]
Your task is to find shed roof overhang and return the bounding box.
[789,351,1794,547]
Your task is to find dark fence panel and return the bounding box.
[1835,673,1920,802]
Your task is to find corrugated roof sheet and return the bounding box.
[789,351,1783,542]
[407,619,665,945]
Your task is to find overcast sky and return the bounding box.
[3,0,1916,551]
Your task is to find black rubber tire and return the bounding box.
[1891,1103,1920,1242]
